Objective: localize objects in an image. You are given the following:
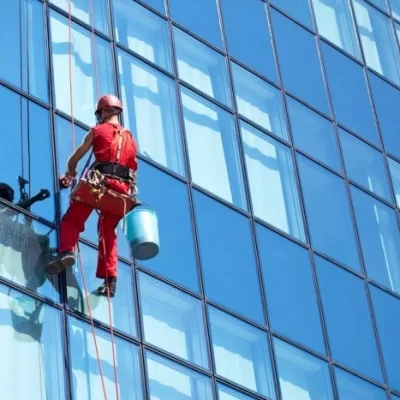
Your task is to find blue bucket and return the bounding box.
[123,204,159,260]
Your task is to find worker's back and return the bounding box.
[92,122,138,171]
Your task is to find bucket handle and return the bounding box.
[134,202,157,214]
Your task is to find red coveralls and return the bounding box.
[59,122,138,278]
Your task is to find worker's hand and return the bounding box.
[59,174,75,189]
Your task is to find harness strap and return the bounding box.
[115,128,127,164]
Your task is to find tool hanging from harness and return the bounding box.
[64,128,139,218]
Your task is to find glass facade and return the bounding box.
[2,0,400,399]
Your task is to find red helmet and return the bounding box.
[95,94,123,114]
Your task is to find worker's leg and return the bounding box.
[45,201,93,274]
[95,212,120,297]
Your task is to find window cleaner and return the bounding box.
[45,95,139,297]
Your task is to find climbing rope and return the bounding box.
[66,0,120,398]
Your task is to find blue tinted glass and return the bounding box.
[208,306,275,398]
[340,128,392,202]
[193,190,264,323]
[50,0,109,34]
[316,256,383,382]
[271,9,330,116]
[66,243,137,337]
[146,351,213,399]
[0,285,65,399]
[50,11,115,126]
[274,338,334,400]
[0,85,55,222]
[241,122,305,241]
[270,0,313,28]
[369,72,400,159]
[0,0,48,102]
[311,0,361,59]
[351,186,400,294]
[114,0,172,71]
[169,0,222,48]
[232,63,288,141]
[181,87,247,209]
[256,224,325,354]
[138,0,165,14]
[138,272,209,369]
[287,96,341,172]
[298,155,360,271]
[118,49,185,176]
[335,367,387,400]
[353,0,400,85]
[68,316,143,400]
[392,394,400,400]
[174,27,231,107]
[371,285,400,392]
[218,384,255,400]
[392,1,400,20]
[136,161,199,292]
[321,42,378,145]
[388,157,400,207]
[0,214,59,302]
[366,0,389,11]
[220,0,277,81]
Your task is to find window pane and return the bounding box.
[0,0,48,102]
[368,0,389,10]
[335,367,387,400]
[68,316,143,400]
[256,224,325,354]
[316,256,383,382]
[371,285,400,392]
[113,0,172,72]
[271,9,330,116]
[146,351,213,399]
[220,0,277,82]
[208,306,275,398]
[218,384,255,400]
[66,243,137,337]
[181,87,246,209]
[0,285,65,399]
[139,0,165,14]
[138,272,209,369]
[311,0,361,59]
[193,190,264,324]
[351,186,400,294]
[0,85,55,222]
[274,338,334,400]
[137,162,199,292]
[174,27,231,107]
[50,11,115,126]
[369,72,400,159]
[169,0,222,48]
[232,63,288,141]
[321,42,378,145]
[391,0,400,20]
[388,157,400,207]
[241,122,305,241]
[297,155,360,271]
[353,0,400,85]
[287,96,341,172]
[340,128,392,202]
[270,0,313,28]
[118,49,185,176]
[50,0,109,34]
[392,394,400,400]
[0,214,59,302]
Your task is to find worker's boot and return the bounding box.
[45,251,75,274]
[96,276,117,298]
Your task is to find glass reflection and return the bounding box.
[270,0,313,28]
[50,11,115,126]
[118,49,185,176]
[0,285,65,399]
[146,351,213,400]
[138,272,209,369]
[68,316,143,400]
[208,306,275,398]
[241,122,305,241]
[66,243,137,337]
[335,367,387,400]
[218,384,255,400]
[392,0,400,20]
[181,87,247,209]
[388,157,400,207]
[274,338,334,400]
